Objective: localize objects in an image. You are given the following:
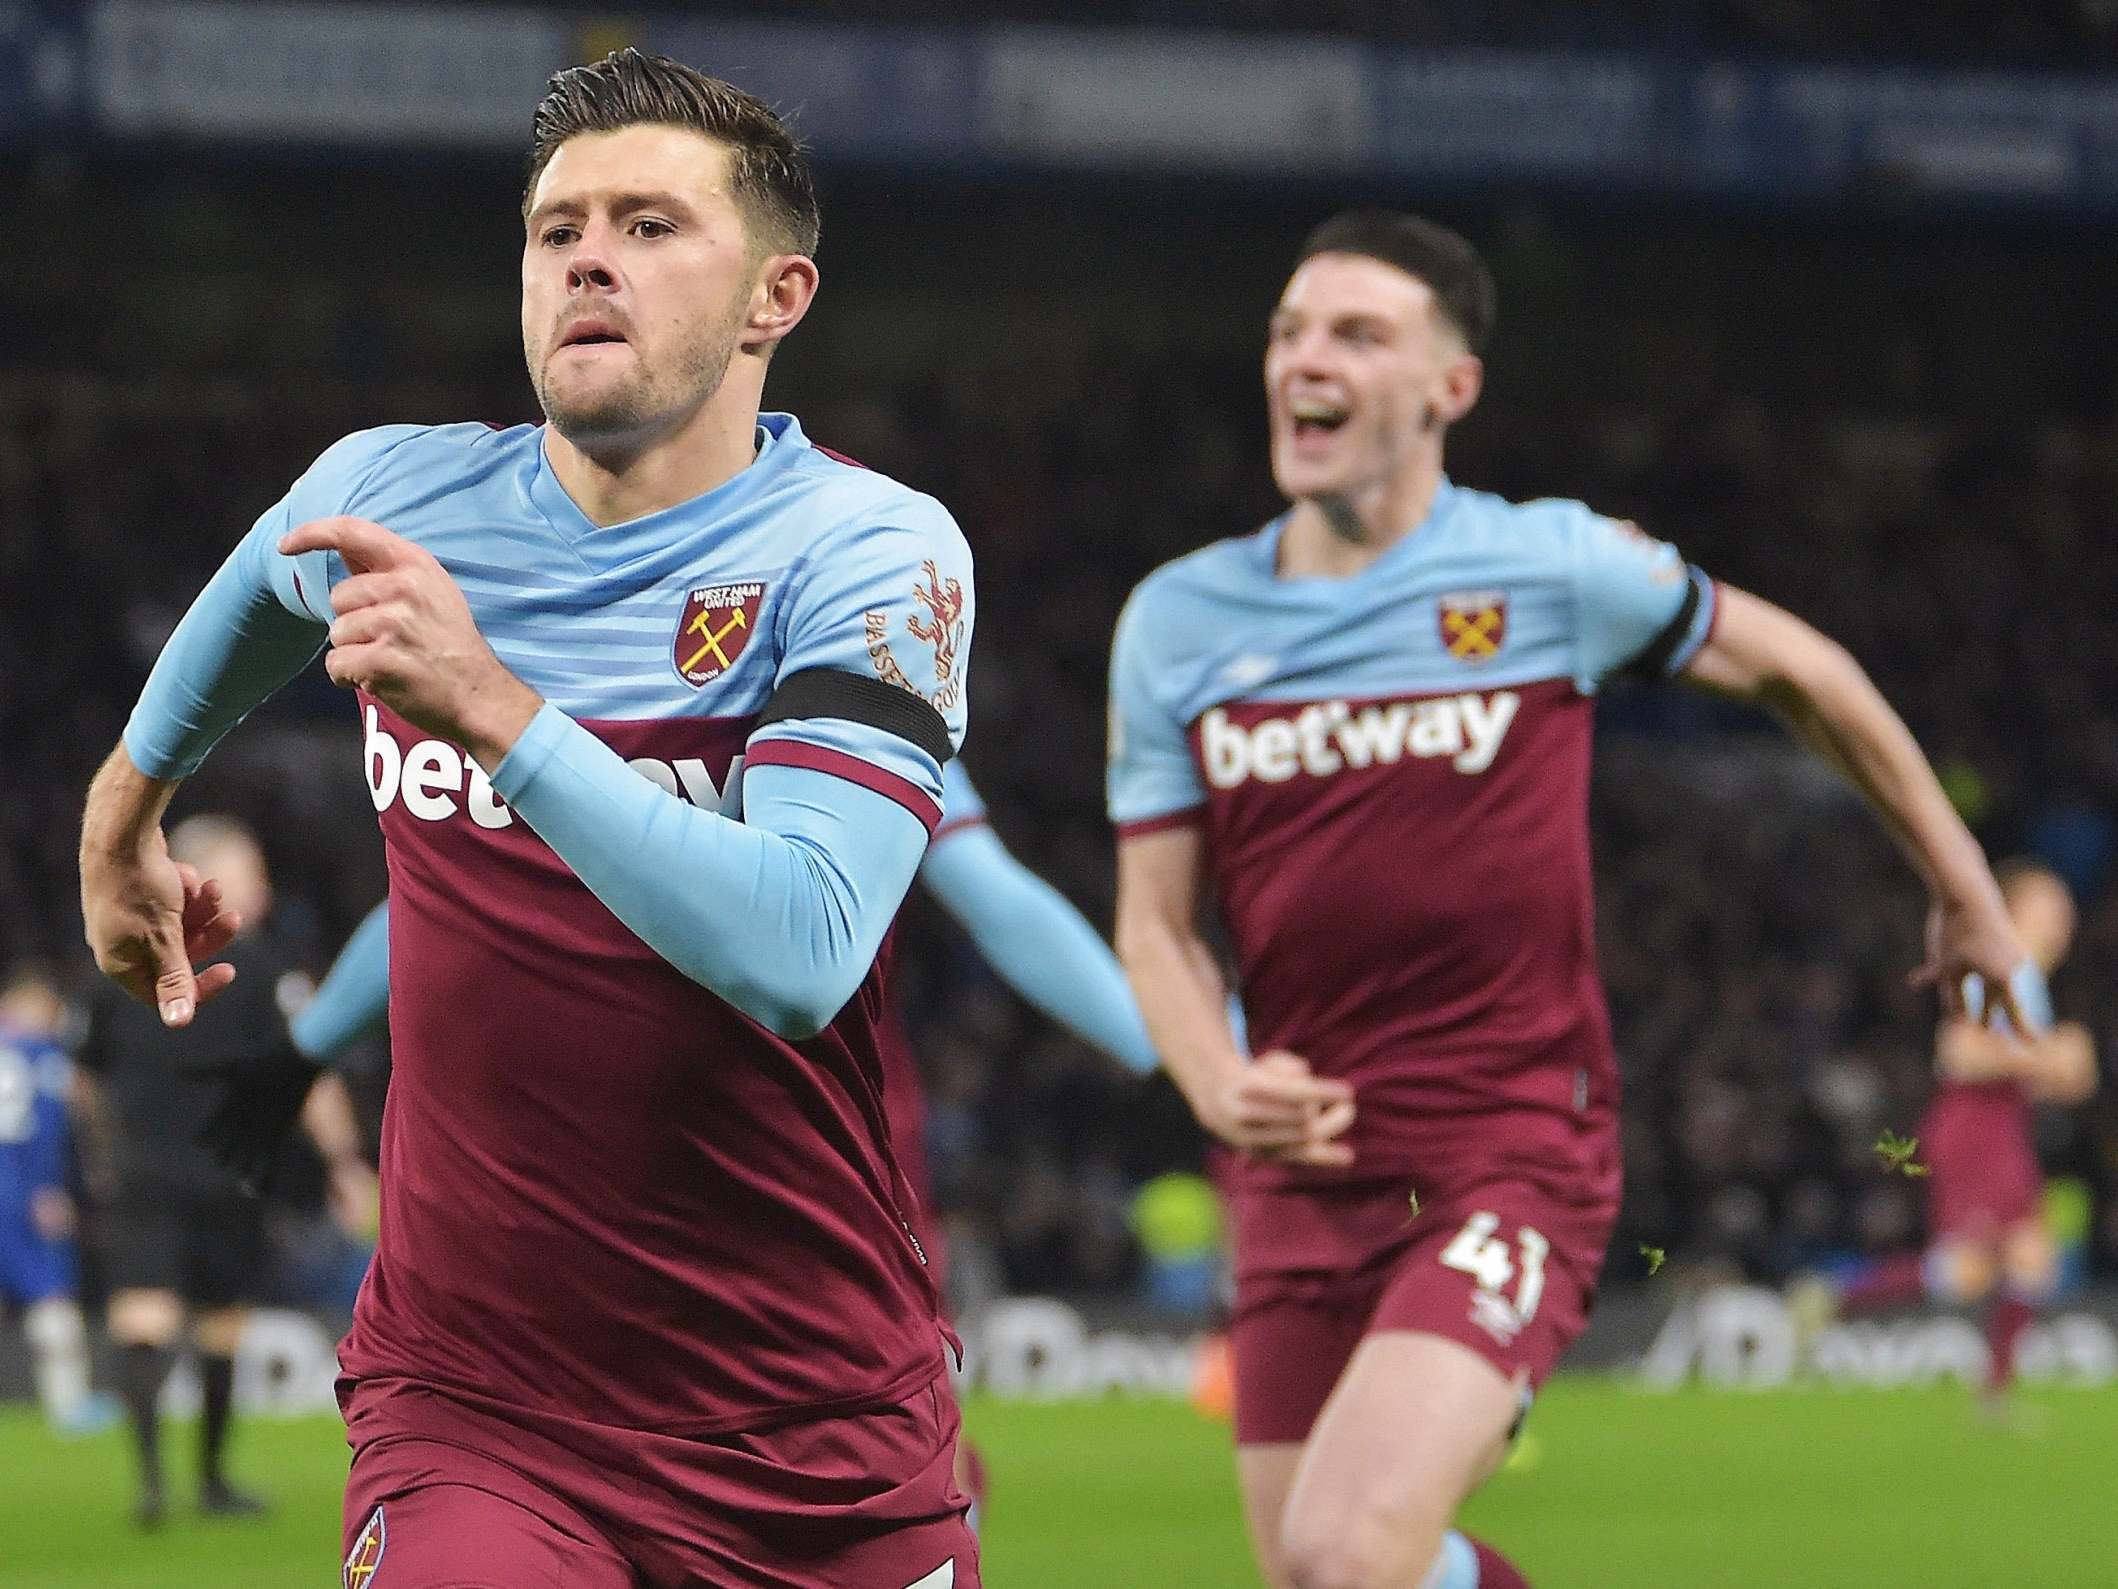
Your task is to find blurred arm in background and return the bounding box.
[1938,1016,2099,1104]
[919,762,1158,1075]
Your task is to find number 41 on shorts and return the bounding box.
[1440,1211,1549,1347]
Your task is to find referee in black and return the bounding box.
[77,814,361,1527]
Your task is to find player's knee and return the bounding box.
[1280,1503,1441,1589]
[2001,1229,2058,1302]
[1928,1243,1997,1304]
[107,1288,183,1346]
[193,1307,246,1356]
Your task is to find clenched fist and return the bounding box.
[280,517,542,769]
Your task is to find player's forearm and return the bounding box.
[290,901,392,1062]
[1115,909,1245,1110]
[300,1072,366,1169]
[491,706,926,1038]
[923,828,1158,1074]
[80,746,181,867]
[1759,641,1993,908]
[123,524,328,780]
[1935,1019,2033,1083]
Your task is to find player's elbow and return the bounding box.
[763,1007,834,1042]
[730,980,848,1042]
[715,956,863,1041]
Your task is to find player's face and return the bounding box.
[2009,872,2076,968]
[1264,254,1471,505]
[189,836,272,929]
[0,977,62,1036]
[522,126,760,448]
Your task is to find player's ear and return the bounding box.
[743,254,819,355]
[1436,352,1483,427]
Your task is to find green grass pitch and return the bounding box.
[2,1380,2110,1586]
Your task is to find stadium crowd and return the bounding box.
[4,175,2116,1309]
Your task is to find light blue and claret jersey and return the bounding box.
[123,414,981,1435]
[0,1025,76,1304]
[293,759,1156,1082]
[1108,480,1716,1193]
[1925,959,2055,1120]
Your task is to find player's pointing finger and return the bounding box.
[279,516,419,574]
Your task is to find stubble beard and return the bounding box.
[532,308,744,454]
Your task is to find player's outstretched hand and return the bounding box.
[196,1039,325,1195]
[280,516,542,768]
[1203,1050,1356,1168]
[81,829,241,1028]
[1912,888,2035,1033]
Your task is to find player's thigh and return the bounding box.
[1278,1331,1520,1587]
[1235,1443,1305,1589]
[344,1435,637,1589]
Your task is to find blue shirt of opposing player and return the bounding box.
[0,1019,76,1305]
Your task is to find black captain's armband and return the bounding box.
[1621,568,1707,681]
[756,668,953,764]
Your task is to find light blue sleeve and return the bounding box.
[2022,963,2056,1032]
[938,759,987,831]
[290,901,392,1062]
[920,769,1158,1074]
[1963,961,2052,1037]
[747,498,972,824]
[121,427,423,779]
[1106,582,1207,830]
[492,708,929,1039]
[1569,508,1717,693]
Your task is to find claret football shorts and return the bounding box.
[340,1372,977,1589]
[1227,1170,1618,1446]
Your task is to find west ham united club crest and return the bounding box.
[674,580,767,687]
[1438,590,1508,663]
[343,1505,386,1586]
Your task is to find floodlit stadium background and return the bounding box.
[5,3,2118,1584]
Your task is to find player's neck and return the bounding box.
[544,395,764,528]
[1279,466,1443,580]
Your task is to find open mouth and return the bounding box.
[1289,397,1349,440]
[560,320,628,349]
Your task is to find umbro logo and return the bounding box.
[1218,653,1278,689]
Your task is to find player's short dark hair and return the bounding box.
[525,49,820,257]
[1295,210,1495,355]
